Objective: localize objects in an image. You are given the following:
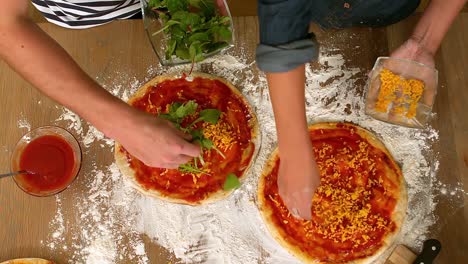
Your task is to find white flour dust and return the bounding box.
[17,116,31,132]
[26,47,462,263]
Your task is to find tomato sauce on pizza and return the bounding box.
[117,75,257,203]
[259,123,405,263]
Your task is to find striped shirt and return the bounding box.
[31,0,141,29]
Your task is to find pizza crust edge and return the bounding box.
[0,259,54,264]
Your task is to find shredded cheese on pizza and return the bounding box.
[203,117,237,152]
[375,68,424,118]
[259,124,404,263]
[310,139,388,247]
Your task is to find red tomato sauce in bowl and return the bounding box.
[11,126,81,196]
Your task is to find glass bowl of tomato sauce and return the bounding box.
[10,126,81,197]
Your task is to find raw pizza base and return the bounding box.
[0,259,54,264]
[115,72,259,205]
[258,122,407,264]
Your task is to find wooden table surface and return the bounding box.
[0,18,466,263]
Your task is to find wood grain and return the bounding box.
[387,13,468,263]
[385,245,417,264]
[1,14,466,263]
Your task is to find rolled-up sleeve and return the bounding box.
[256,0,318,73]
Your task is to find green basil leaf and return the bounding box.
[201,138,213,149]
[190,129,203,139]
[171,10,189,21]
[194,52,205,62]
[166,0,188,13]
[171,26,186,41]
[148,0,165,9]
[213,26,232,42]
[169,102,182,113]
[205,41,229,53]
[158,113,174,122]
[185,13,202,27]
[189,41,203,61]
[199,109,221,124]
[188,0,201,8]
[199,0,215,18]
[219,16,231,25]
[184,100,198,115]
[223,173,241,191]
[188,32,210,43]
[166,38,177,59]
[176,46,190,60]
[175,100,198,118]
[179,163,205,174]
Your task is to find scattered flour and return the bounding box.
[28,46,465,263]
[17,116,31,132]
[47,197,65,250]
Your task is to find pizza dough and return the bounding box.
[0,259,54,264]
[115,72,259,205]
[258,122,407,264]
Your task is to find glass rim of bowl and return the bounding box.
[10,125,82,197]
[373,56,439,75]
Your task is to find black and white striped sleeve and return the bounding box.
[31,0,141,29]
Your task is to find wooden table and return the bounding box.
[0,18,466,263]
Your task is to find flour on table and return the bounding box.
[44,197,65,250]
[32,46,462,263]
[17,116,31,132]
[56,108,83,136]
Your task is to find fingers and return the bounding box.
[142,156,190,169]
[170,154,193,165]
[160,163,181,169]
[174,137,201,157]
[174,128,193,141]
[166,122,200,156]
[151,139,200,168]
[280,188,313,220]
[291,189,313,220]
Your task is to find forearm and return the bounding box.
[0,14,131,137]
[266,65,309,150]
[412,0,467,54]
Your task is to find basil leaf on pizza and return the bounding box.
[223,173,240,191]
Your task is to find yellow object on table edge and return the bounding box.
[0,259,54,264]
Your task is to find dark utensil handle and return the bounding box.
[0,170,28,179]
[413,239,442,264]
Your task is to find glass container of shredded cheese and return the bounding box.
[365,57,438,128]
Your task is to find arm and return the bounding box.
[267,66,320,220]
[256,0,319,220]
[0,0,200,168]
[391,0,467,66]
[412,0,466,55]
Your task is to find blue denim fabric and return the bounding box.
[256,0,420,73]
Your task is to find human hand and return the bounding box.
[390,37,435,68]
[388,37,438,106]
[114,110,201,168]
[277,143,321,220]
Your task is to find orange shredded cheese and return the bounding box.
[203,116,237,152]
[375,68,424,118]
[165,180,170,189]
[309,138,388,246]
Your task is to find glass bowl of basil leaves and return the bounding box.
[142,0,235,66]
